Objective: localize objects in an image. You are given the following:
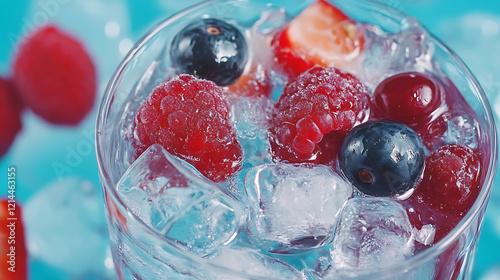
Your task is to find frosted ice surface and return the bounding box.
[414,224,436,246]
[424,110,479,151]
[441,112,479,149]
[244,163,352,252]
[116,144,243,256]
[329,197,414,275]
[297,246,334,279]
[231,97,274,168]
[23,177,113,278]
[206,246,305,280]
[360,18,434,89]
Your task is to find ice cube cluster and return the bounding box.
[115,141,423,278]
[358,18,435,90]
[116,144,243,256]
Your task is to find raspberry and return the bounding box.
[269,66,370,162]
[13,25,96,125]
[0,77,23,157]
[401,145,481,244]
[417,144,481,213]
[132,74,243,182]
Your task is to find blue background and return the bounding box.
[1,0,500,279]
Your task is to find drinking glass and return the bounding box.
[95,0,497,279]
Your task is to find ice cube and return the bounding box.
[329,197,414,275]
[244,163,352,253]
[441,112,479,149]
[23,177,114,278]
[231,97,274,168]
[205,246,306,280]
[423,110,479,151]
[294,246,333,279]
[414,224,436,246]
[360,18,434,89]
[116,144,243,256]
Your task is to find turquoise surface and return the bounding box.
[1,0,499,279]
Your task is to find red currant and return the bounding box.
[373,72,445,129]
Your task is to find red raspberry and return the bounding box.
[13,25,96,125]
[269,66,370,162]
[417,144,481,213]
[0,77,23,157]
[132,74,243,182]
[401,145,481,245]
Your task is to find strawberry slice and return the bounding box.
[272,0,364,79]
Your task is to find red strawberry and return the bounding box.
[0,77,23,158]
[271,0,364,79]
[269,66,370,163]
[13,24,96,125]
[0,198,28,280]
[132,74,243,182]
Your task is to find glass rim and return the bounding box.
[95,0,499,278]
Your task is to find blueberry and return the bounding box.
[169,18,248,86]
[339,121,425,197]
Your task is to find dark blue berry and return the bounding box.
[339,121,425,197]
[169,18,248,86]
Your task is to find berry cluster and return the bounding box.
[132,0,485,250]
